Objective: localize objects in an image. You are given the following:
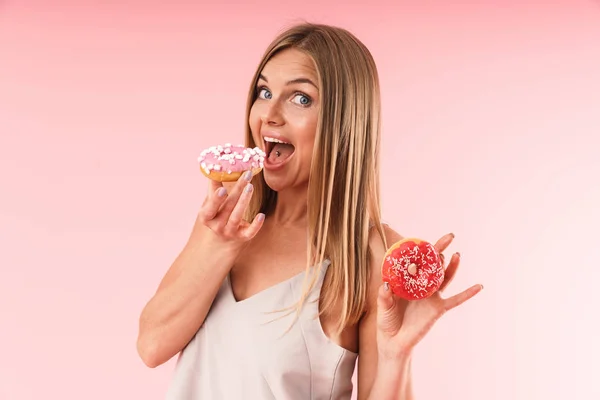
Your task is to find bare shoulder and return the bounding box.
[369,223,403,249]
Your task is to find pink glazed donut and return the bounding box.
[197,144,266,182]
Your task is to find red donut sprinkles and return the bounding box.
[381,238,444,300]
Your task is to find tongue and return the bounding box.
[268,143,294,164]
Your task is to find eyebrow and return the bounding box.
[258,74,318,90]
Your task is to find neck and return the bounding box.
[270,185,308,226]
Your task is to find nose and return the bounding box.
[260,101,284,126]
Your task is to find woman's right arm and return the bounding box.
[136,171,264,368]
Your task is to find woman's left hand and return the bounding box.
[376,233,483,359]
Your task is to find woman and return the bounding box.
[137,23,483,399]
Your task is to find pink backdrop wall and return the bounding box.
[1,1,599,399]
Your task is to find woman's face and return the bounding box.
[249,48,320,192]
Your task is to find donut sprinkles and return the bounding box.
[381,238,445,300]
[197,143,266,182]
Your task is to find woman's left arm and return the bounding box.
[357,226,483,400]
[357,225,413,400]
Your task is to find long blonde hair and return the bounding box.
[244,23,387,334]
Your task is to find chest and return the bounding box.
[230,224,308,303]
[228,223,360,354]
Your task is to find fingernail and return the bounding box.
[456,252,461,257]
[450,232,455,238]
[244,171,253,181]
[245,183,253,193]
[480,284,484,290]
[384,282,389,291]
[217,187,227,197]
[257,213,265,222]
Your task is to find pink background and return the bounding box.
[1,1,599,399]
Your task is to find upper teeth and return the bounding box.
[264,137,289,144]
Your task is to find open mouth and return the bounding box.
[264,136,296,165]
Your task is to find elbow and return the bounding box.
[137,335,165,368]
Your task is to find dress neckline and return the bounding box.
[226,259,330,304]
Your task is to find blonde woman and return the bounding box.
[137,23,483,399]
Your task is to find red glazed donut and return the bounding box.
[198,143,266,182]
[381,238,445,300]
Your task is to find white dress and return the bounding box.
[165,260,358,399]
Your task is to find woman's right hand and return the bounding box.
[195,170,265,249]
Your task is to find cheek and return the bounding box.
[297,120,318,164]
[301,113,318,145]
[248,103,261,140]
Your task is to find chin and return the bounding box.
[263,171,309,194]
[262,173,285,192]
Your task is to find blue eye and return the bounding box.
[258,88,272,99]
[293,94,311,106]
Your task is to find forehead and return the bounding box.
[260,48,317,81]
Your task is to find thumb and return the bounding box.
[207,178,225,196]
[377,282,395,316]
[377,282,405,336]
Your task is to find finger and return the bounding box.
[225,183,254,231]
[219,170,253,216]
[198,186,228,222]
[241,212,266,240]
[434,232,454,253]
[439,252,460,292]
[443,284,483,311]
